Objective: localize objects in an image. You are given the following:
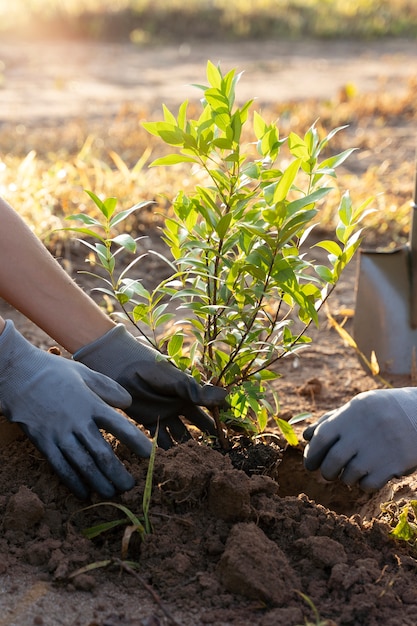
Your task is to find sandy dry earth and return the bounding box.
[1,38,417,626]
[1,38,417,121]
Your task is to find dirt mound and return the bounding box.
[1,433,417,626]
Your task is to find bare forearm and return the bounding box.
[0,197,115,352]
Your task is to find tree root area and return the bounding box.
[1,432,417,626]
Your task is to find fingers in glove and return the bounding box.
[29,422,133,499]
[303,425,317,441]
[358,462,417,492]
[136,361,228,409]
[197,384,229,409]
[314,438,358,482]
[303,411,334,441]
[20,426,91,500]
[81,365,132,409]
[339,459,370,489]
[60,433,122,498]
[49,453,91,500]
[303,430,340,472]
[180,404,217,437]
[96,409,153,459]
[358,476,383,492]
[77,422,136,494]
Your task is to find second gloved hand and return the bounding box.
[303,387,417,491]
[74,324,228,449]
[0,320,152,499]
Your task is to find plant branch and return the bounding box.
[216,234,280,384]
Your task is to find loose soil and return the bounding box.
[2,38,417,626]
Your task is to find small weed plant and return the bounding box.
[69,430,157,577]
[381,499,417,552]
[66,61,371,445]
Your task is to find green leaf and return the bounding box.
[277,209,318,245]
[212,137,233,150]
[391,507,417,542]
[68,560,112,578]
[260,127,280,158]
[60,226,106,242]
[167,333,184,357]
[319,124,349,151]
[143,430,158,535]
[132,303,149,322]
[231,111,242,143]
[221,67,237,103]
[318,148,357,174]
[162,103,177,125]
[102,197,118,219]
[151,154,197,167]
[215,213,233,239]
[82,518,127,540]
[109,201,153,228]
[256,369,278,381]
[84,189,105,213]
[84,191,118,219]
[315,264,335,283]
[288,412,312,425]
[256,406,268,432]
[122,279,151,300]
[154,313,175,328]
[206,60,222,88]
[314,240,343,257]
[286,187,332,213]
[78,502,145,536]
[115,291,130,305]
[288,132,309,160]
[304,124,320,156]
[177,99,189,130]
[142,121,185,146]
[253,111,268,140]
[273,159,301,203]
[111,233,137,253]
[65,213,102,226]
[275,417,299,446]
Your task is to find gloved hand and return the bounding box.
[74,324,228,449]
[0,320,152,499]
[303,388,417,491]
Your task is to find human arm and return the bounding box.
[0,196,226,450]
[303,388,417,490]
[0,196,115,353]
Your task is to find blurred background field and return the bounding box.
[2,0,417,41]
[0,0,417,246]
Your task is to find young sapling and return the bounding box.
[65,61,372,448]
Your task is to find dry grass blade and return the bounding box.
[68,559,112,578]
[68,557,181,624]
[326,308,392,387]
[113,559,182,626]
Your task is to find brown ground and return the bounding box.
[2,38,417,626]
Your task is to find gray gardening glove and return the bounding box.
[303,388,417,491]
[74,324,228,449]
[0,320,152,500]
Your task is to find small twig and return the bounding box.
[211,406,230,450]
[113,558,181,626]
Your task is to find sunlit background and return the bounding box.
[0,0,416,242]
[0,1,417,41]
